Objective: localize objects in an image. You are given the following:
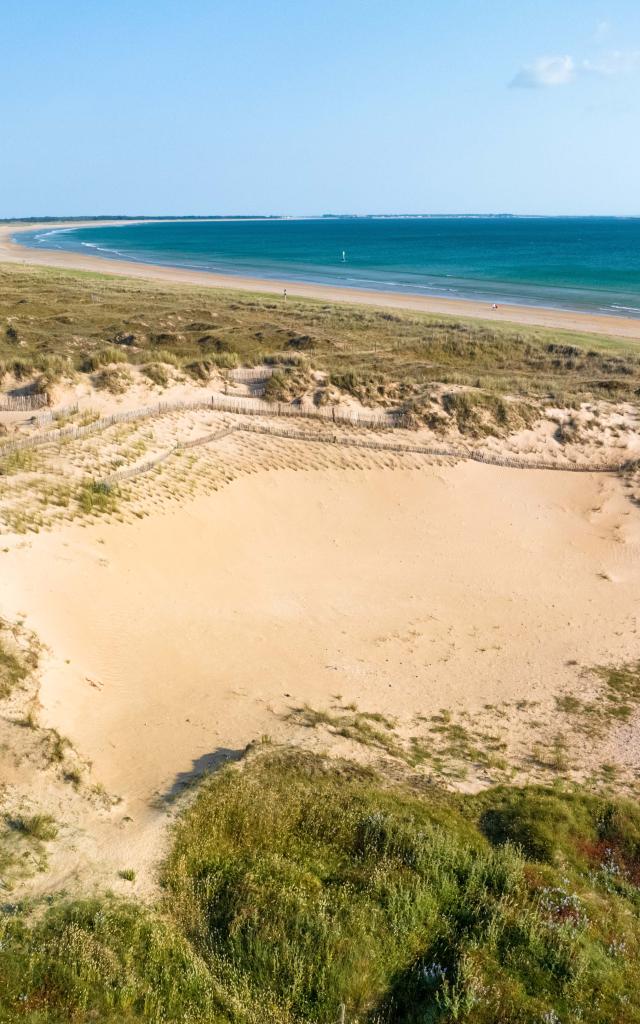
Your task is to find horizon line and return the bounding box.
[4,212,640,223]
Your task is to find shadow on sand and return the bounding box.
[155,746,245,806]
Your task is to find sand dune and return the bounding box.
[2,461,639,810]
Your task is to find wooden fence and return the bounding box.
[237,422,632,473]
[208,392,398,428]
[2,389,636,478]
[227,367,276,383]
[0,393,397,460]
[102,427,237,485]
[34,403,79,426]
[0,398,214,458]
[95,418,637,491]
[0,393,48,412]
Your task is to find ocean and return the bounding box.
[18,216,640,318]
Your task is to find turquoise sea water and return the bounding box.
[18,217,640,318]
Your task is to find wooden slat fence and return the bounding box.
[0,393,48,412]
[2,390,637,478]
[208,392,398,428]
[227,367,276,383]
[102,427,238,485]
[34,403,80,426]
[0,393,398,460]
[238,422,632,472]
[97,419,637,491]
[0,398,214,458]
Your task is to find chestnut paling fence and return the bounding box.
[0,394,399,458]
[99,424,636,490]
[0,393,49,412]
[1,391,636,480]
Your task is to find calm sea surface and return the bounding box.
[18,217,640,318]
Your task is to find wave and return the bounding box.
[34,228,76,242]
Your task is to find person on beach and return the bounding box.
[283,288,287,301]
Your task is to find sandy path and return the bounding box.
[2,461,639,808]
[2,220,640,340]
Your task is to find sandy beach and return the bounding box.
[2,220,640,340]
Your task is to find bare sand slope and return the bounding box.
[2,461,639,807]
[2,221,640,339]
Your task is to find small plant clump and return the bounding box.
[143,362,172,387]
[77,479,119,515]
[93,364,133,394]
[9,813,58,841]
[0,619,38,699]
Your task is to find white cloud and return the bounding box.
[510,49,640,89]
[510,55,575,88]
[582,50,640,75]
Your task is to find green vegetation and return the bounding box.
[555,662,640,738]
[2,264,639,432]
[0,449,40,477]
[93,363,133,394]
[142,361,172,387]
[77,479,119,515]
[3,749,640,1022]
[8,813,58,842]
[0,619,37,699]
[291,704,403,758]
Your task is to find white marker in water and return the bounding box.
[341,250,346,262]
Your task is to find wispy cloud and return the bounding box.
[510,49,640,88]
[510,55,575,88]
[583,50,640,75]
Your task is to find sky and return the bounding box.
[2,1,640,217]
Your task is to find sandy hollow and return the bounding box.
[2,220,640,340]
[2,460,639,811]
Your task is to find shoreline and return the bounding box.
[2,220,640,340]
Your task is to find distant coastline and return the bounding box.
[2,219,640,341]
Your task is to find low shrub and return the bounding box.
[3,752,640,1022]
[93,365,133,394]
[143,362,171,387]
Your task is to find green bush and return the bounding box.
[3,752,640,1023]
[0,900,222,1023]
[162,752,640,1023]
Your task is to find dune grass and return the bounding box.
[0,620,38,699]
[3,749,640,1023]
[1,263,639,419]
[7,814,58,842]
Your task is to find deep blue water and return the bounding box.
[18,217,640,317]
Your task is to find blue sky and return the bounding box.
[2,0,640,217]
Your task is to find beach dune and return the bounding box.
[2,461,638,805]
